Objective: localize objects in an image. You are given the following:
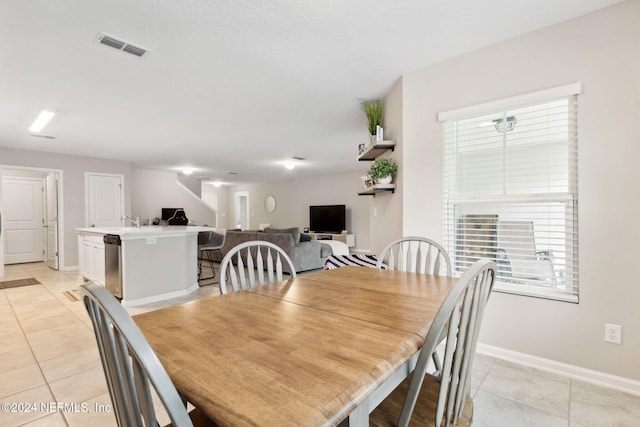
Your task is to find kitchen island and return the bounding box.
[77,225,213,307]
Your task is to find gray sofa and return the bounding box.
[218,227,332,273]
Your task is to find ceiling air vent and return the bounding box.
[96,33,149,58]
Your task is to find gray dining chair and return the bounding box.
[377,236,452,375]
[219,240,296,294]
[81,282,214,427]
[197,228,227,285]
[370,259,496,427]
[376,236,451,276]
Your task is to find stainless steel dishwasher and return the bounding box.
[103,234,123,298]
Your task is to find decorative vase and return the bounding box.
[377,175,392,185]
[376,125,384,142]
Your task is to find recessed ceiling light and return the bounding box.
[181,168,193,175]
[213,181,222,188]
[284,161,296,170]
[29,110,55,133]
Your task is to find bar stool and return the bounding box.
[197,228,227,285]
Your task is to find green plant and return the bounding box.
[369,158,398,180]
[361,99,383,135]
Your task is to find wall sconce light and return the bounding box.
[493,116,517,133]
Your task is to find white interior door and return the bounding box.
[2,177,45,264]
[46,173,59,269]
[86,173,124,227]
[234,191,249,230]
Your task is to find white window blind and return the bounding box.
[442,87,579,302]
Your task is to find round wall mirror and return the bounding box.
[264,195,276,213]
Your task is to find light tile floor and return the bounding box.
[1,262,639,426]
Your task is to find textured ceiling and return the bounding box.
[0,0,622,184]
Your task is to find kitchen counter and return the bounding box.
[76,225,213,239]
[77,225,214,307]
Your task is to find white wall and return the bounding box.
[400,1,640,380]
[0,147,131,269]
[130,168,217,226]
[228,171,371,251]
[370,78,404,255]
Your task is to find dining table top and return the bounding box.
[133,265,454,426]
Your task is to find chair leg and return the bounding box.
[197,249,219,286]
[432,350,442,376]
[207,250,216,280]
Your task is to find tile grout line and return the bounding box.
[567,379,573,427]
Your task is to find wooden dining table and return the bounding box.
[134,265,454,426]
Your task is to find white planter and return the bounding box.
[377,175,392,185]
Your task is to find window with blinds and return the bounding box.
[440,84,580,302]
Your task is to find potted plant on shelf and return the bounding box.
[361,99,384,143]
[369,158,398,185]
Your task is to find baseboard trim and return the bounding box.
[122,283,200,308]
[477,343,640,397]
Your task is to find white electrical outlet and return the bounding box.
[604,323,622,344]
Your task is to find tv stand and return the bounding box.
[308,233,355,248]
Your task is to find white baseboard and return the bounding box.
[122,283,200,308]
[477,343,640,397]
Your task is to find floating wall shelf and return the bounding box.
[358,183,396,196]
[357,140,396,161]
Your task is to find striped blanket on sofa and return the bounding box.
[323,254,387,270]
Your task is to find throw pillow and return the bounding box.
[300,233,312,242]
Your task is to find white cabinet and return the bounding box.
[78,234,105,285]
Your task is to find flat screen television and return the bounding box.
[309,205,346,233]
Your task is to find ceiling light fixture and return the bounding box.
[213,181,222,188]
[284,161,296,170]
[477,116,517,133]
[493,116,517,133]
[181,168,193,175]
[29,110,55,133]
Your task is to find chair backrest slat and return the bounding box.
[220,240,297,294]
[81,282,194,427]
[245,247,256,289]
[256,247,265,285]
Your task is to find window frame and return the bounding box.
[439,83,581,303]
